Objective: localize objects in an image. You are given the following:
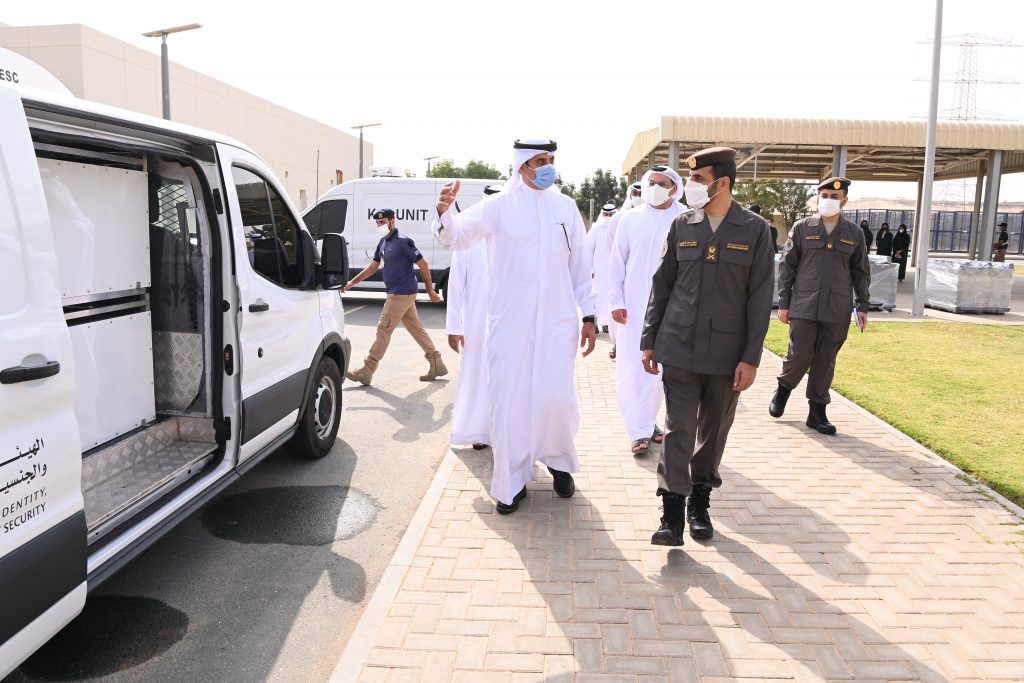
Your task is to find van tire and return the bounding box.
[288,357,342,460]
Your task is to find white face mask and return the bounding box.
[629,193,643,208]
[377,222,392,236]
[818,198,842,217]
[642,183,672,207]
[684,179,718,209]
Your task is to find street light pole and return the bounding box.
[912,0,943,317]
[351,123,382,178]
[142,23,202,121]
[424,155,438,177]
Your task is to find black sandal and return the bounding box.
[609,345,617,360]
[472,443,489,450]
[651,426,664,444]
[631,438,650,455]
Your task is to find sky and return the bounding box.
[4,0,1023,201]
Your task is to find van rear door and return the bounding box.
[0,86,87,678]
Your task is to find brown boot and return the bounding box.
[346,357,378,385]
[419,351,448,381]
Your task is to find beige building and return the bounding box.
[0,21,367,209]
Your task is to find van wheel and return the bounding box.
[289,357,342,459]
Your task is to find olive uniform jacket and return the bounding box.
[641,201,775,376]
[778,215,871,323]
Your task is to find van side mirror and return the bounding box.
[320,233,348,290]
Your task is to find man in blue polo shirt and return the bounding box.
[343,208,448,385]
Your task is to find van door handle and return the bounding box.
[1,361,61,385]
[248,301,270,313]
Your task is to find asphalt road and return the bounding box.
[6,294,457,683]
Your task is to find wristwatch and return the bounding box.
[582,315,596,324]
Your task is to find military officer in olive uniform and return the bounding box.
[641,147,775,547]
[769,177,870,435]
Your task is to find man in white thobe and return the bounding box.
[444,185,501,450]
[432,139,597,514]
[587,203,617,334]
[603,181,643,358]
[609,166,685,455]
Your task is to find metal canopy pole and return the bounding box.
[912,0,944,316]
[968,161,986,258]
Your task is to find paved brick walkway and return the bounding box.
[334,339,1024,682]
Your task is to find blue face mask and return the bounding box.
[528,164,557,190]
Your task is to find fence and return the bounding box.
[843,210,1024,256]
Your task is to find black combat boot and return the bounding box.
[768,382,791,418]
[806,401,837,435]
[651,493,685,546]
[687,485,714,540]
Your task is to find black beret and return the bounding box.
[998,221,1008,227]
[483,185,503,195]
[685,146,737,170]
[817,177,851,192]
[371,208,396,220]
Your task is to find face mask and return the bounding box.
[642,183,672,207]
[630,194,643,208]
[377,223,392,236]
[684,179,718,209]
[818,198,842,217]
[527,164,556,190]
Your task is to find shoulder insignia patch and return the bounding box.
[679,240,698,247]
[783,239,794,253]
[661,240,669,258]
[726,242,750,251]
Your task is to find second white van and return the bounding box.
[302,177,497,299]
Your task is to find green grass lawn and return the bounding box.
[763,321,1024,507]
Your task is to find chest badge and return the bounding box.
[826,242,834,249]
[706,245,717,262]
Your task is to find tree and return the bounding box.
[769,180,815,229]
[463,160,505,180]
[427,159,462,178]
[734,179,814,229]
[427,159,506,180]
[572,168,627,219]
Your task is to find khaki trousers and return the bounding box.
[657,365,739,497]
[367,294,438,363]
[777,318,850,405]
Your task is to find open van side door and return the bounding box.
[0,86,87,678]
[216,143,325,461]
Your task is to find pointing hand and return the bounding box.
[437,180,461,215]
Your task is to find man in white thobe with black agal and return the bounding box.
[433,139,597,514]
[604,181,642,359]
[608,166,685,456]
[587,202,617,334]
[444,184,501,450]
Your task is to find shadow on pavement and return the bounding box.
[7,439,368,683]
[449,423,946,679]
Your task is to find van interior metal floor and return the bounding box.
[83,417,218,536]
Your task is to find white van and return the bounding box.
[302,177,496,298]
[0,49,351,676]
